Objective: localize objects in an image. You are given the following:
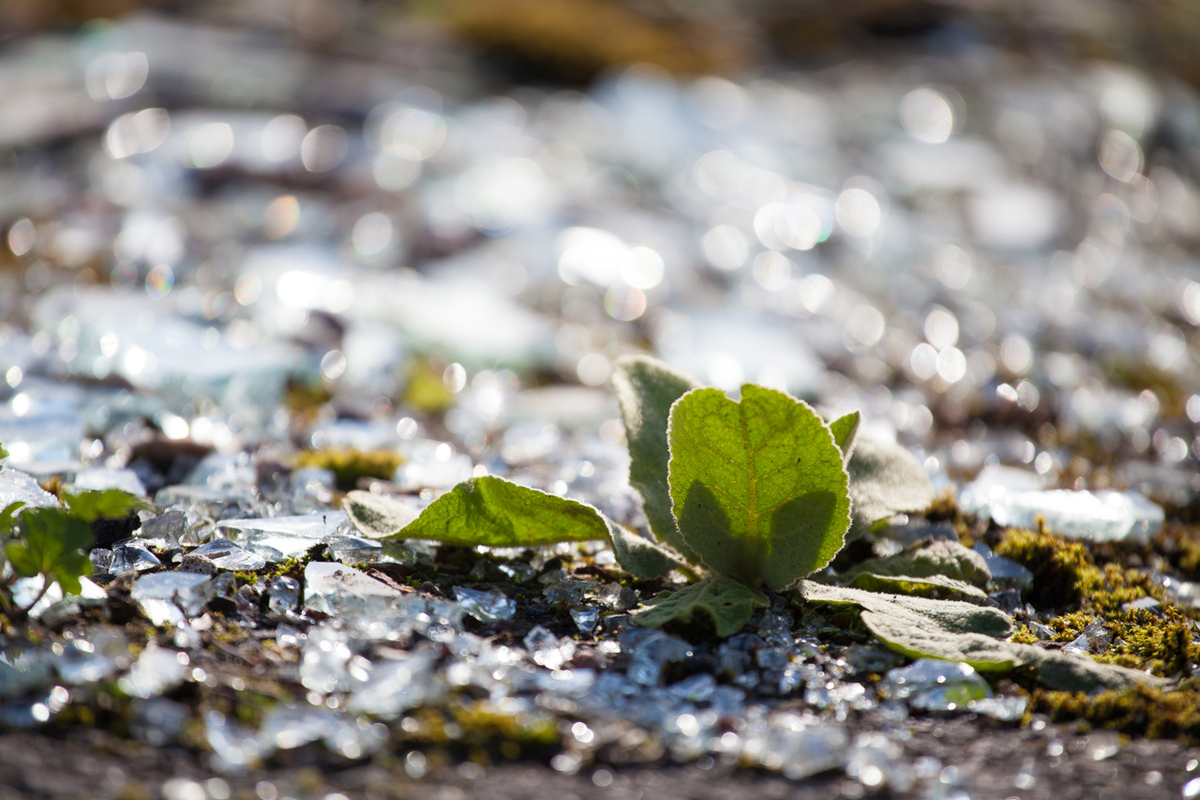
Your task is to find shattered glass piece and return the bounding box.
[221,512,348,560]
[668,673,716,702]
[71,466,147,496]
[300,625,370,695]
[303,561,401,619]
[1121,596,1162,614]
[757,610,795,647]
[453,586,516,622]
[90,548,115,574]
[619,628,692,686]
[0,466,61,511]
[137,509,186,549]
[204,710,265,774]
[131,571,215,617]
[118,644,189,698]
[882,659,993,711]
[544,579,589,607]
[967,695,1027,721]
[746,713,848,780]
[971,542,1033,590]
[569,605,600,634]
[960,466,1163,542]
[846,732,906,791]
[111,540,163,573]
[190,538,267,571]
[1062,633,1089,655]
[260,703,338,750]
[212,572,238,599]
[498,562,537,583]
[524,625,575,670]
[268,576,300,613]
[52,630,130,684]
[347,651,442,718]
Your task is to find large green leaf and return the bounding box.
[353,476,610,547]
[612,355,700,561]
[634,577,768,637]
[799,581,1165,691]
[846,435,935,537]
[6,507,93,596]
[667,385,850,590]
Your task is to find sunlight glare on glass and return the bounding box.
[86,51,149,100]
[900,86,957,144]
[261,114,306,163]
[8,218,35,256]
[105,109,170,159]
[188,122,234,169]
[352,212,394,257]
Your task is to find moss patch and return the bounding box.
[1032,680,1200,742]
[294,448,404,491]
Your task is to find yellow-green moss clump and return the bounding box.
[1032,680,1200,743]
[293,448,403,491]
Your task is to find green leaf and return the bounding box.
[634,577,768,637]
[847,572,989,603]
[0,441,7,459]
[6,507,93,596]
[798,581,1166,691]
[1,501,24,537]
[840,540,990,589]
[373,475,610,547]
[846,435,935,538]
[667,385,851,590]
[828,411,861,463]
[606,519,694,580]
[612,355,701,561]
[62,489,148,523]
[343,491,423,539]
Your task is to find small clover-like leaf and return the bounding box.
[667,385,850,590]
[846,435,935,538]
[634,577,768,637]
[612,355,701,562]
[606,520,695,580]
[353,476,610,547]
[829,410,861,463]
[7,507,93,596]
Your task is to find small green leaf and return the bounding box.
[840,540,990,589]
[375,475,610,547]
[6,508,93,596]
[1,501,24,537]
[828,411,861,463]
[634,577,768,637]
[606,519,694,580]
[612,355,701,561]
[0,441,7,459]
[62,489,148,523]
[343,491,423,539]
[667,385,851,590]
[1017,645,1159,692]
[847,572,989,603]
[846,436,935,538]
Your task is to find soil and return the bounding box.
[1,715,1194,799]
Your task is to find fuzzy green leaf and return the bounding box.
[1,501,24,537]
[846,435,935,537]
[847,572,989,603]
[612,355,701,561]
[840,540,990,589]
[6,508,93,596]
[828,411,861,463]
[667,385,850,590]
[606,520,694,580]
[62,489,148,523]
[799,581,1165,690]
[370,476,610,547]
[634,577,768,637]
[343,491,423,539]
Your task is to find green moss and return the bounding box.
[403,358,456,414]
[1032,680,1200,743]
[293,447,404,491]
[993,524,1102,609]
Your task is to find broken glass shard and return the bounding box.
[570,605,600,634]
[131,570,214,617]
[190,538,267,571]
[453,586,516,622]
[268,576,300,613]
[881,658,992,711]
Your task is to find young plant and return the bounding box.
[345,355,934,635]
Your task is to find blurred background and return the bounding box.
[3,0,1200,509]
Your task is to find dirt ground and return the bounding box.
[1,715,1195,800]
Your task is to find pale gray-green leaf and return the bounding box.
[667,385,851,590]
[633,576,768,637]
[841,540,990,589]
[606,519,695,580]
[847,572,989,603]
[798,581,1168,690]
[847,435,936,538]
[343,491,423,539]
[612,355,701,561]
[366,476,610,547]
[829,410,861,464]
